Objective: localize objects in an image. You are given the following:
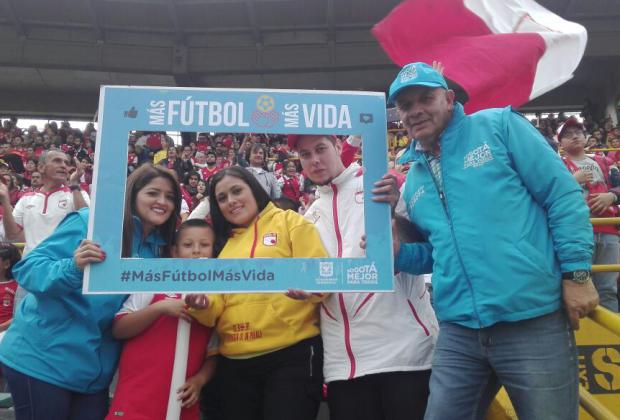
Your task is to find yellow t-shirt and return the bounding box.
[191,203,327,357]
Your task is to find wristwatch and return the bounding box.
[69,184,81,192]
[561,270,591,284]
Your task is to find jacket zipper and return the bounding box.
[422,157,482,327]
[309,344,314,377]
[331,183,356,378]
[330,184,343,257]
[338,293,356,379]
[249,219,258,257]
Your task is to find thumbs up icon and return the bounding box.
[124,107,138,118]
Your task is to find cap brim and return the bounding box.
[387,82,446,106]
[558,119,584,139]
[287,134,338,150]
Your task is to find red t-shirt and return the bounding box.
[215,157,227,170]
[200,166,219,181]
[107,294,212,420]
[0,280,17,324]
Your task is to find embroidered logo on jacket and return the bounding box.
[263,233,277,246]
[308,209,320,224]
[407,185,426,212]
[463,143,493,169]
[354,190,364,204]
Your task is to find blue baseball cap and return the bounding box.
[387,62,448,106]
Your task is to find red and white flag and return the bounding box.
[373,0,587,113]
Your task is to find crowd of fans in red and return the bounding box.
[2,112,620,218]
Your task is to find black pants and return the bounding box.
[200,369,224,420]
[218,336,323,420]
[328,370,431,420]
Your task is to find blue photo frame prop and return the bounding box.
[83,86,393,294]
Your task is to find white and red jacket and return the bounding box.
[13,187,90,256]
[304,163,438,383]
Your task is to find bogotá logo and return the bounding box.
[252,95,279,128]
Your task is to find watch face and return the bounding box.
[574,270,590,283]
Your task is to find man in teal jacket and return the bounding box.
[389,62,599,420]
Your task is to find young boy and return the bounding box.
[559,117,620,312]
[107,219,217,420]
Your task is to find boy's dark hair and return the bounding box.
[0,243,21,279]
[174,219,214,245]
[273,196,299,212]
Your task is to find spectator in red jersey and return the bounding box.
[200,152,220,181]
[128,144,139,175]
[196,133,210,153]
[107,220,216,420]
[277,160,304,206]
[10,136,26,159]
[607,137,620,164]
[559,117,620,312]
[2,174,21,207]
[23,146,37,164]
[33,136,45,157]
[22,158,37,187]
[0,243,21,332]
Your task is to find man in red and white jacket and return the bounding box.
[0,150,89,311]
[559,117,620,312]
[289,134,438,420]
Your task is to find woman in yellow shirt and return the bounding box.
[187,166,327,420]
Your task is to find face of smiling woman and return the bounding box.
[214,175,259,227]
[134,176,176,236]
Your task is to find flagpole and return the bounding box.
[166,302,191,420]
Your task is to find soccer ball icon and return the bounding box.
[256,95,275,112]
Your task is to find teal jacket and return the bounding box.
[396,104,593,328]
[0,208,165,393]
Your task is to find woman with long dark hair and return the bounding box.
[187,166,326,420]
[0,164,181,420]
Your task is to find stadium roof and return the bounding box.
[0,0,619,118]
